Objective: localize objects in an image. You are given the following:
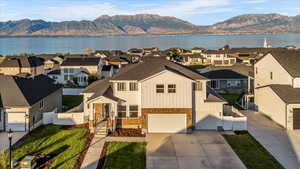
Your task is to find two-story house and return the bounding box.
[60,57,101,86]
[0,75,62,131]
[255,50,300,130]
[82,57,227,134]
[202,50,236,66]
[0,56,44,76]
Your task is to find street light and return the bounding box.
[8,129,13,169]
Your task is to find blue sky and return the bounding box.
[0,0,300,25]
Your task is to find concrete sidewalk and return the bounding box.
[242,110,300,169]
[80,136,145,169]
[0,132,26,152]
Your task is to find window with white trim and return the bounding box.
[129,82,138,91]
[270,72,273,80]
[195,82,202,91]
[117,105,127,118]
[168,84,176,93]
[129,105,138,118]
[40,99,44,109]
[117,82,126,91]
[156,84,164,93]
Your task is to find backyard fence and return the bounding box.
[63,88,84,95]
[222,105,247,131]
[43,112,85,125]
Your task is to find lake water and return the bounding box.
[1,34,300,55]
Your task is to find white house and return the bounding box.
[255,50,300,130]
[202,50,236,66]
[81,57,243,134]
[60,58,101,86]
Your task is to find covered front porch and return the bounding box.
[87,96,119,134]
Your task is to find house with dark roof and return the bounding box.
[82,57,241,135]
[60,57,101,86]
[0,56,44,76]
[0,75,62,131]
[255,50,300,130]
[201,64,254,94]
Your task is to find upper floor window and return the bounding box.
[156,84,164,93]
[117,82,126,91]
[270,72,273,80]
[168,84,176,93]
[129,105,138,118]
[117,105,127,118]
[64,69,68,73]
[129,82,138,91]
[255,67,258,74]
[195,82,203,91]
[40,99,44,109]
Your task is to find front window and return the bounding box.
[129,105,138,118]
[64,69,68,73]
[195,82,202,91]
[117,82,126,91]
[129,82,138,91]
[156,84,164,93]
[168,84,176,93]
[117,105,127,117]
[211,80,219,89]
[270,72,273,80]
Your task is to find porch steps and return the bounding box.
[95,121,108,138]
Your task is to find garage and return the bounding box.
[293,109,300,129]
[6,112,26,131]
[147,114,186,133]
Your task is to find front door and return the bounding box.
[94,103,103,124]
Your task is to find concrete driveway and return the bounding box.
[0,132,26,152]
[146,131,246,169]
[242,110,300,169]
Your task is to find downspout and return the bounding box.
[285,103,288,130]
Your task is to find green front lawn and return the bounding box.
[223,133,284,169]
[103,142,146,169]
[63,95,83,111]
[220,93,242,109]
[0,125,89,169]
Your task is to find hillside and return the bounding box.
[1,13,300,36]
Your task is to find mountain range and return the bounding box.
[1,14,300,36]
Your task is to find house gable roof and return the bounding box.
[111,57,207,81]
[0,75,62,107]
[61,58,100,67]
[257,85,300,104]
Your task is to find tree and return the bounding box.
[88,74,101,85]
[220,44,230,50]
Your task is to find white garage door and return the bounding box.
[148,114,186,133]
[6,113,26,131]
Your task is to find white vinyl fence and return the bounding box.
[221,105,247,131]
[63,88,84,95]
[43,112,85,125]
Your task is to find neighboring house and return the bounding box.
[0,56,44,76]
[93,50,112,58]
[0,75,62,131]
[201,64,254,94]
[60,57,101,85]
[47,70,63,84]
[191,47,205,54]
[183,54,204,65]
[82,57,227,134]
[255,50,300,130]
[101,65,119,78]
[143,47,159,56]
[202,50,236,66]
[127,48,144,57]
[105,56,130,66]
[43,59,60,70]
